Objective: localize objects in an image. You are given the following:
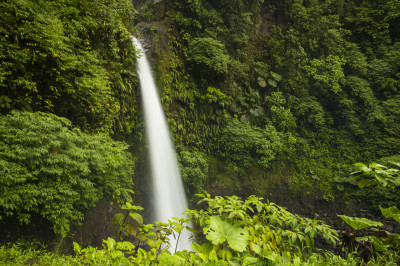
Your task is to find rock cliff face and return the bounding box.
[70,198,121,248]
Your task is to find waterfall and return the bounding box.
[133,38,191,252]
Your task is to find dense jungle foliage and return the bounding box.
[0,0,139,136]
[0,0,139,238]
[0,111,134,236]
[136,0,400,201]
[1,0,400,264]
[1,193,400,265]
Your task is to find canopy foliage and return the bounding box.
[0,0,139,136]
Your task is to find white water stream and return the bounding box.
[133,38,191,252]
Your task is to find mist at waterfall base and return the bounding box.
[133,38,192,252]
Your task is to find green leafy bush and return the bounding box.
[338,215,383,231]
[0,242,77,265]
[4,193,400,265]
[188,37,230,77]
[350,162,400,189]
[338,162,400,262]
[178,150,208,199]
[110,193,340,265]
[220,118,285,169]
[185,193,338,264]
[0,111,134,235]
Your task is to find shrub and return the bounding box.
[188,37,230,77]
[179,150,208,199]
[220,118,284,169]
[0,111,134,236]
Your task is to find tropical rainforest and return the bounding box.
[1,0,400,264]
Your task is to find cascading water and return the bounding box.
[133,38,191,252]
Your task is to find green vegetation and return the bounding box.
[0,111,134,236]
[337,162,400,262]
[350,162,400,189]
[138,0,400,199]
[179,150,208,199]
[1,194,399,265]
[186,193,339,260]
[1,0,400,264]
[0,0,139,136]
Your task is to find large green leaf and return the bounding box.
[338,215,383,231]
[380,206,400,224]
[205,216,249,252]
[104,237,116,251]
[158,252,186,265]
[124,223,137,236]
[112,213,125,226]
[192,242,213,261]
[356,236,388,252]
[208,249,218,261]
[172,222,184,233]
[270,71,282,81]
[358,179,374,188]
[268,79,277,87]
[129,212,143,225]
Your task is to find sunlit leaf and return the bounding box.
[104,237,116,251]
[158,252,186,265]
[186,226,198,234]
[358,179,373,188]
[380,206,400,224]
[356,236,388,252]
[112,213,125,225]
[129,212,143,225]
[205,216,249,252]
[244,256,260,264]
[115,241,135,252]
[338,215,383,231]
[173,223,184,234]
[250,242,262,255]
[268,79,277,87]
[124,223,137,236]
[270,71,282,81]
[138,232,147,242]
[208,249,218,261]
[73,242,81,254]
